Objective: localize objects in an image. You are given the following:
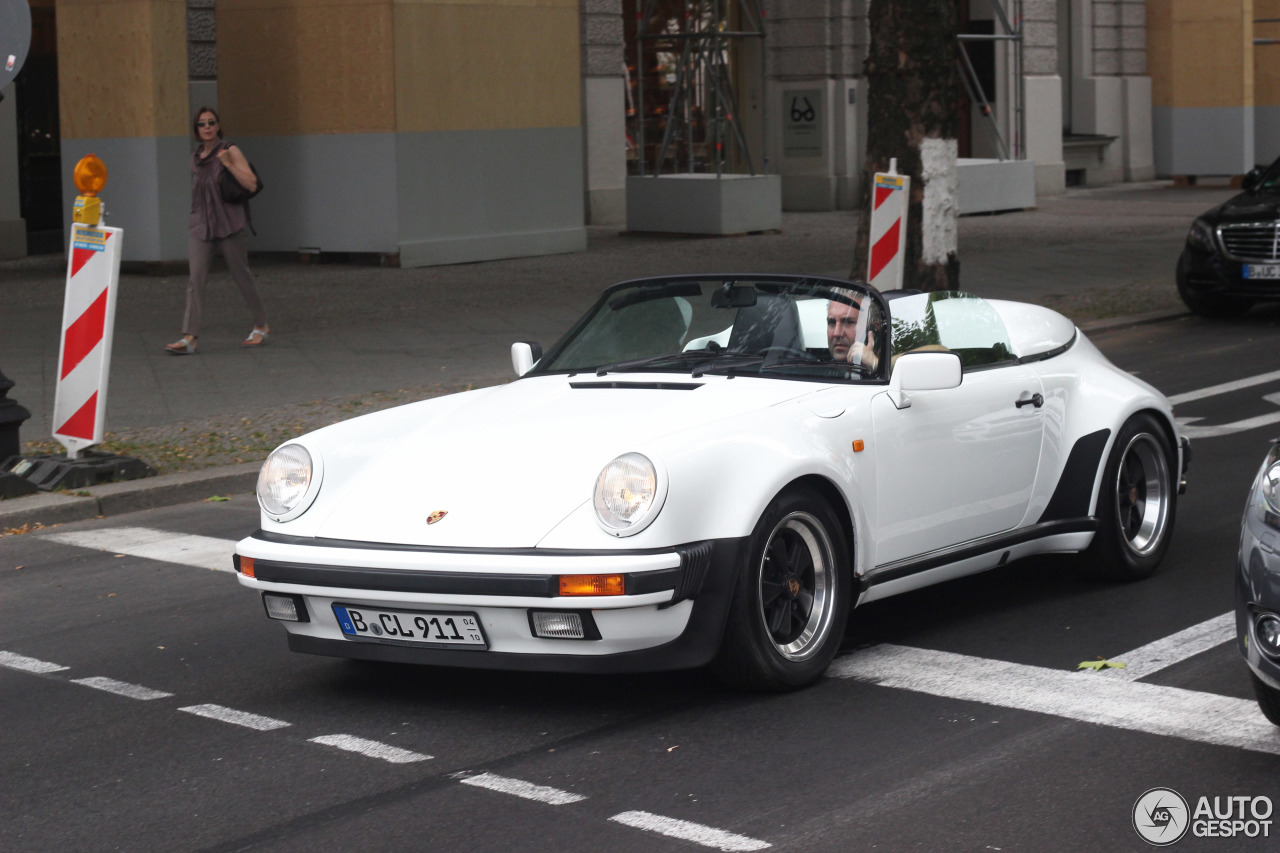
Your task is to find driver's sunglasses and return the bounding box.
[197,120,217,128]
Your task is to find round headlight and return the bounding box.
[1255,613,1280,658]
[1261,461,1280,516]
[593,453,665,536]
[258,444,317,520]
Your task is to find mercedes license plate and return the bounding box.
[333,605,487,649]
[1244,264,1280,279]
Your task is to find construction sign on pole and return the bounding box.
[53,221,123,458]
[867,159,909,291]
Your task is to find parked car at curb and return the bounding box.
[233,275,1190,691]
[1237,439,1280,725]
[1177,157,1280,316]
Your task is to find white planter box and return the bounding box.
[626,174,782,234]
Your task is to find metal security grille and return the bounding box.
[1220,223,1280,262]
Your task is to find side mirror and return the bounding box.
[1243,166,1264,192]
[511,341,542,377]
[887,351,962,409]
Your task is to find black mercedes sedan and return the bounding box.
[1177,158,1280,316]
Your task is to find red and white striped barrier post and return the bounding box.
[52,155,122,459]
[867,158,909,291]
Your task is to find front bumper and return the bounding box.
[1236,516,1280,691]
[234,531,748,673]
[1179,245,1280,301]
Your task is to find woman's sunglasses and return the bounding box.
[196,120,217,128]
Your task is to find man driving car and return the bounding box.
[827,296,881,373]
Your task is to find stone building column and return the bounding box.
[1023,0,1065,195]
[581,0,625,225]
[766,0,867,211]
[55,0,190,263]
[1069,0,1153,183]
[186,0,217,117]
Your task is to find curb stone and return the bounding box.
[1,462,260,532]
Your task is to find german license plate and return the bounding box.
[333,604,487,649]
[1244,264,1280,279]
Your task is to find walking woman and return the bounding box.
[166,107,269,354]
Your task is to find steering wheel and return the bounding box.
[756,345,817,361]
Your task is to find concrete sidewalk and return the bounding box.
[0,181,1232,531]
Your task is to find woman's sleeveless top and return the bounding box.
[190,141,247,241]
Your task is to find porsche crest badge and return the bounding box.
[426,511,448,525]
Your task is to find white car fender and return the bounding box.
[537,395,875,576]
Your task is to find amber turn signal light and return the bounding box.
[558,574,625,596]
[238,556,256,578]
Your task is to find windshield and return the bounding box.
[534,275,889,381]
[1258,157,1280,192]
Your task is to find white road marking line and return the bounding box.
[179,704,290,731]
[71,676,173,700]
[1167,369,1280,406]
[609,811,771,852]
[459,772,586,805]
[0,651,69,674]
[309,735,432,764]
[45,527,236,573]
[828,644,1280,756]
[1177,410,1280,439]
[1097,611,1235,681]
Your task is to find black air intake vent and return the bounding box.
[569,381,702,390]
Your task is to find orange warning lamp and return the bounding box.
[72,154,107,226]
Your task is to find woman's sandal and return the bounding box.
[165,338,197,355]
[242,329,269,348]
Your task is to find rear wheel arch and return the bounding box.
[1079,411,1178,581]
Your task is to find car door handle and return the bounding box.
[1016,393,1044,409]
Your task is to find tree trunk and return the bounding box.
[852,0,961,291]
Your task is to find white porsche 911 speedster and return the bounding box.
[233,275,1189,690]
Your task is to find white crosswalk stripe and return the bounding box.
[179,704,291,731]
[609,811,771,851]
[309,735,431,764]
[45,527,236,572]
[71,677,173,700]
[827,641,1278,756]
[459,772,586,805]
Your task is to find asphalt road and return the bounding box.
[4,309,1280,852]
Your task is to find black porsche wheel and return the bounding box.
[714,487,851,691]
[1176,252,1252,318]
[1250,673,1280,727]
[1080,414,1177,581]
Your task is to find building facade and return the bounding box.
[7,1,1249,266]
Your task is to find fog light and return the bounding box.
[1256,613,1280,657]
[531,611,586,639]
[262,593,309,623]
